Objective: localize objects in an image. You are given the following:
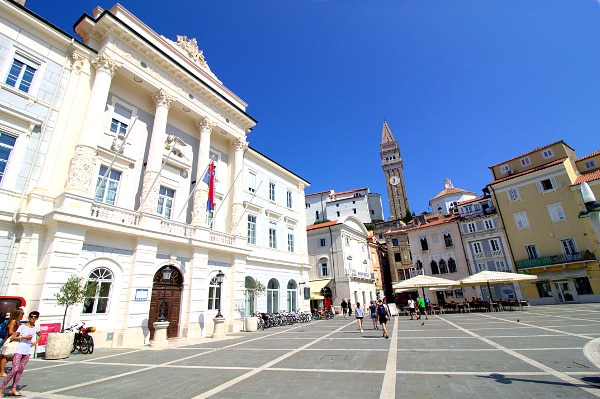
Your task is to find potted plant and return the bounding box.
[244,278,265,332]
[44,275,96,360]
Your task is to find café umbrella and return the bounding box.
[459,271,537,301]
[392,275,460,297]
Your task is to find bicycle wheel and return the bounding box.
[85,336,94,354]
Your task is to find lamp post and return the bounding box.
[578,181,600,244]
[157,266,172,322]
[215,270,225,318]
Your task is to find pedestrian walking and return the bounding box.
[377,299,391,339]
[348,301,353,317]
[416,295,428,320]
[341,299,348,319]
[355,302,364,333]
[369,301,378,330]
[0,308,23,377]
[407,297,416,320]
[1,310,40,397]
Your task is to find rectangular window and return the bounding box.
[585,160,597,170]
[547,203,566,223]
[419,236,428,251]
[489,239,501,253]
[157,186,175,219]
[536,281,552,297]
[477,262,488,272]
[248,172,257,193]
[536,177,556,193]
[336,211,340,217]
[286,190,292,208]
[500,164,510,174]
[320,262,329,277]
[542,149,554,159]
[5,55,37,93]
[392,238,399,247]
[247,215,256,244]
[394,253,401,262]
[484,219,494,230]
[95,166,121,205]
[0,132,17,183]
[269,182,276,201]
[525,244,539,259]
[110,104,132,138]
[574,277,593,295]
[287,229,294,252]
[467,222,476,233]
[507,188,520,202]
[472,242,483,257]
[520,157,531,167]
[560,238,578,257]
[319,238,326,247]
[443,232,453,247]
[514,212,530,230]
[345,237,350,247]
[269,224,277,249]
[494,260,507,272]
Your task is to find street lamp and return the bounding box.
[215,270,225,318]
[157,266,172,322]
[578,181,600,243]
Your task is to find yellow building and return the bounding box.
[488,141,599,304]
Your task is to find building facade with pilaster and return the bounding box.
[0,2,310,347]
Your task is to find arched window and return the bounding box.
[267,278,279,313]
[287,280,297,312]
[415,260,423,270]
[430,260,439,275]
[439,259,448,274]
[83,267,113,314]
[448,258,457,273]
[208,276,221,310]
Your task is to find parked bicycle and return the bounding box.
[311,308,334,320]
[65,322,95,354]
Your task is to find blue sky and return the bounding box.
[26,0,600,216]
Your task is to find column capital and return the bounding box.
[196,117,215,132]
[153,89,173,108]
[231,138,248,152]
[91,52,120,77]
[69,51,86,74]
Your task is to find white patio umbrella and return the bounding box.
[459,271,537,301]
[393,275,460,297]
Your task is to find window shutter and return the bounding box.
[536,181,543,193]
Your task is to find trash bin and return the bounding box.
[244,316,258,332]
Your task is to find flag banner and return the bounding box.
[204,161,215,211]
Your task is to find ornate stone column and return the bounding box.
[192,117,215,225]
[65,52,119,194]
[139,89,173,213]
[230,138,248,235]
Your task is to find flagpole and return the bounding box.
[231,180,263,234]
[211,168,243,222]
[138,143,175,211]
[94,117,138,200]
[176,162,211,220]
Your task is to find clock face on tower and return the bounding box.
[389,176,400,186]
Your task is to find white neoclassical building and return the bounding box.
[0,2,310,347]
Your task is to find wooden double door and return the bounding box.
[149,266,183,340]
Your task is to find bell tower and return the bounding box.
[380,121,410,220]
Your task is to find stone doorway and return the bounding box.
[149,265,183,340]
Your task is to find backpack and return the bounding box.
[0,319,8,340]
[377,304,387,316]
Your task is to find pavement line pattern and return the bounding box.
[479,312,595,339]
[439,316,600,397]
[380,316,398,399]
[190,321,352,399]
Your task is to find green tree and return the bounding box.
[402,209,413,223]
[55,275,97,332]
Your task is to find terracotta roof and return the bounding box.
[405,215,460,231]
[457,195,486,206]
[306,220,338,231]
[488,157,567,185]
[431,187,473,200]
[488,140,574,169]
[335,187,369,195]
[577,150,600,162]
[305,190,333,197]
[572,170,600,186]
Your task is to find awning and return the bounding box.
[310,293,325,300]
[310,279,331,297]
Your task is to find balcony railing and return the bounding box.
[515,251,597,270]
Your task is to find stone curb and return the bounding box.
[583,337,600,369]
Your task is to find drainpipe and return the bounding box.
[1,40,73,294]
